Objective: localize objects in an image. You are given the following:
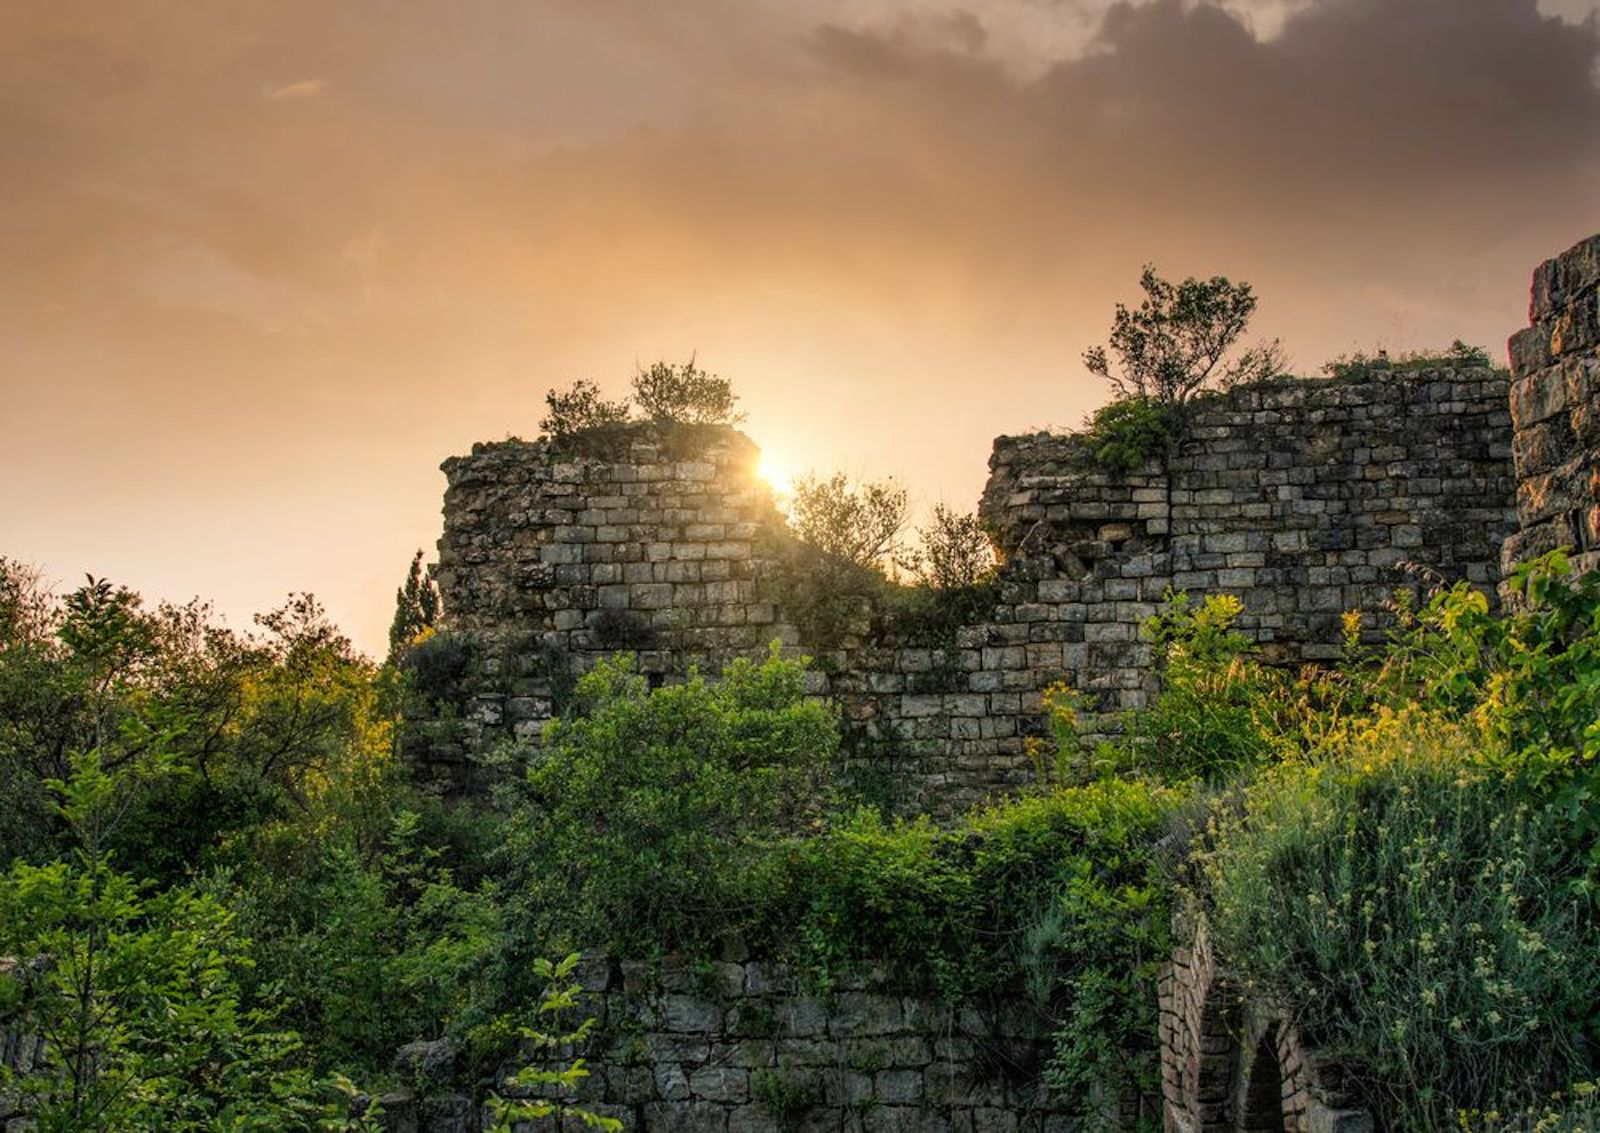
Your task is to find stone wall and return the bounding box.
[420,424,804,795]
[1,959,41,1126]
[1504,233,1600,576]
[505,956,1078,1133]
[426,369,1516,812]
[981,367,1516,671]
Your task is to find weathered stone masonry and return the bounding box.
[428,369,1517,812]
[1157,923,1371,1133]
[375,956,1082,1133]
[1505,233,1600,577]
[541,957,1073,1133]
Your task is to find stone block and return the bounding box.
[690,1066,750,1103]
[634,583,676,610]
[1511,365,1572,430]
[540,543,583,565]
[663,995,724,1034]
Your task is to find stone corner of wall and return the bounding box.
[1531,232,1600,325]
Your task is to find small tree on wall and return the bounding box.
[539,379,631,441]
[1083,267,1282,404]
[631,358,744,426]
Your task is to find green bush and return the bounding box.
[485,953,621,1133]
[748,780,1183,1129]
[1205,711,1597,1130]
[1323,340,1500,380]
[500,647,838,954]
[230,809,507,1078]
[1082,396,1179,476]
[1371,551,1600,773]
[1113,591,1309,781]
[1041,590,1332,785]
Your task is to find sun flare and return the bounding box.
[756,452,795,497]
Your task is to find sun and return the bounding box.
[756,452,795,497]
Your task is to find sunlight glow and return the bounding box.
[756,452,795,498]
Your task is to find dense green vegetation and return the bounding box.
[3,544,1600,1131]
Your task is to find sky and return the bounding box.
[3,0,1599,657]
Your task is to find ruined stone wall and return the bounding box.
[514,956,1074,1133]
[780,367,1511,812]
[1504,233,1600,576]
[982,368,1516,670]
[420,425,804,794]
[426,371,1516,811]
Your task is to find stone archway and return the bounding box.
[1158,922,1372,1133]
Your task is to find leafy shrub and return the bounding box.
[500,648,837,954]
[400,629,474,708]
[903,505,998,589]
[1116,591,1293,780]
[1371,551,1600,772]
[0,753,329,1131]
[1323,339,1500,380]
[786,472,909,572]
[1205,711,1598,1129]
[1051,590,1330,784]
[631,358,742,426]
[232,808,507,1077]
[539,379,631,441]
[749,780,1183,1128]
[1082,395,1179,476]
[485,953,621,1133]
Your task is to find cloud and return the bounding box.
[265,78,328,101]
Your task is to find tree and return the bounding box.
[630,358,743,426]
[1083,267,1282,404]
[502,650,836,952]
[387,550,441,662]
[538,380,631,442]
[0,752,326,1131]
[787,472,909,572]
[0,570,393,881]
[904,505,998,590]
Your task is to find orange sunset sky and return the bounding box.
[4,0,1599,655]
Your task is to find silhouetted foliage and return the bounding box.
[904,505,998,590]
[631,358,743,426]
[1082,395,1180,476]
[1084,266,1282,404]
[787,472,908,572]
[388,549,441,662]
[1323,339,1500,380]
[538,379,631,441]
